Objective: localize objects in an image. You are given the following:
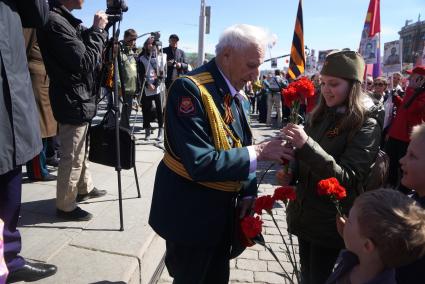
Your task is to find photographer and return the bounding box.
[163,34,188,89]
[138,36,164,141]
[118,28,140,129]
[37,0,108,221]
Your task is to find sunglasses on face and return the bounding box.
[374,82,386,87]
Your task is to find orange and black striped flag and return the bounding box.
[288,0,305,79]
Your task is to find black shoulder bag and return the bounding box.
[89,110,135,170]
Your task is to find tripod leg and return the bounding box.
[117,170,124,231]
[133,164,141,198]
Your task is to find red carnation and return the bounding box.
[317,177,339,196]
[333,185,347,200]
[281,77,315,108]
[317,177,347,215]
[282,85,300,108]
[295,77,315,99]
[241,215,263,238]
[254,195,275,214]
[273,186,296,202]
[317,177,346,201]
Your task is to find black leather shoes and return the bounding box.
[76,187,107,202]
[46,156,59,167]
[7,261,57,283]
[29,173,57,182]
[56,207,93,221]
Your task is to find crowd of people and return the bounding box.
[1,1,425,284]
[0,0,190,282]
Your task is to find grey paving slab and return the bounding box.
[30,245,138,284]
[17,111,165,284]
[69,195,153,256]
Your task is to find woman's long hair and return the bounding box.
[309,80,367,137]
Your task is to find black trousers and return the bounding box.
[120,91,134,130]
[46,135,59,159]
[141,93,163,129]
[385,137,409,193]
[0,167,25,272]
[298,238,341,284]
[258,93,268,123]
[165,240,230,284]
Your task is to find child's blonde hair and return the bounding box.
[355,188,425,268]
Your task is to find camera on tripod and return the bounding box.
[150,32,162,47]
[106,0,128,23]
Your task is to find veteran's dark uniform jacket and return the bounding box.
[149,59,256,246]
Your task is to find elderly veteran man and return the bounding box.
[149,24,290,284]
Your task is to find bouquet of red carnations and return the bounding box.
[240,186,299,283]
[281,77,315,125]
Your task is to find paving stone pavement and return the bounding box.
[157,116,300,284]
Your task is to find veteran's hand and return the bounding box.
[282,123,309,149]
[254,138,295,164]
[238,197,255,219]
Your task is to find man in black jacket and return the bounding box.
[163,34,189,89]
[37,0,108,221]
[0,0,57,282]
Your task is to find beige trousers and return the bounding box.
[266,93,282,127]
[56,123,93,211]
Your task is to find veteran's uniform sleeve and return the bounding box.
[165,77,251,183]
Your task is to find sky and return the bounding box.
[74,0,425,69]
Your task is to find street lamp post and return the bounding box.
[197,0,206,67]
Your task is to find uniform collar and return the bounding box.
[216,64,244,101]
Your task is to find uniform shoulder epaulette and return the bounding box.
[188,72,214,86]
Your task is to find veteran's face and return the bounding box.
[220,44,264,91]
[320,75,350,108]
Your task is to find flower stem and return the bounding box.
[269,212,300,283]
[257,162,275,191]
[254,239,295,284]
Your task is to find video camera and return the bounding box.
[106,0,128,24]
[150,32,162,47]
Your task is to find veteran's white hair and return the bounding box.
[215,24,276,55]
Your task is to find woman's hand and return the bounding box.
[336,215,347,238]
[282,123,309,149]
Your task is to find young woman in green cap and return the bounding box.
[280,50,384,284]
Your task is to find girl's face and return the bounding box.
[320,75,350,107]
[400,136,425,195]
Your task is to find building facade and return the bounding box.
[399,18,425,64]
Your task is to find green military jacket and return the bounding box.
[287,96,384,248]
[118,45,138,94]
